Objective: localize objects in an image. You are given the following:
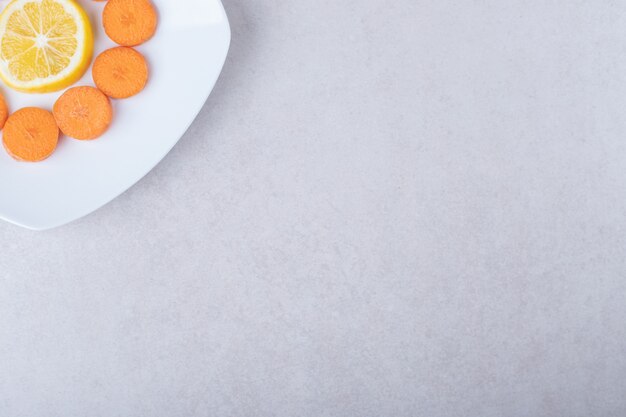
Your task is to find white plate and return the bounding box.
[0,0,230,230]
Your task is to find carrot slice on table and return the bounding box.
[92,47,148,99]
[103,0,157,46]
[3,108,59,162]
[0,92,8,130]
[53,86,113,140]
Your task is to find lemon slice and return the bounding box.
[0,0,93,93]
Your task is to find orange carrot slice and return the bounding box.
[92,47,148,99]
[3,108,59,162]
[103,0,157,46]
[0,92,8,130]
[53,86,113,140]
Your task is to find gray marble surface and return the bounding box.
[2,1,626,416]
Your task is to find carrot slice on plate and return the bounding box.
[103,0,157,46]
[3,108,59,162]
[53,86,113,140]
[0,92,8,130]
[92,47,149,99]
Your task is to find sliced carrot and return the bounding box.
[0,92,8,130]
[103,0,157,46]
[3,107,59,162]
[53,86,113,140]
[92,47,148,99]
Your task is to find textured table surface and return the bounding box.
[1,1,626,416]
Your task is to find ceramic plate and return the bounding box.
[0,0,230,230]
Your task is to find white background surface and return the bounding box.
[1,0,626,416]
